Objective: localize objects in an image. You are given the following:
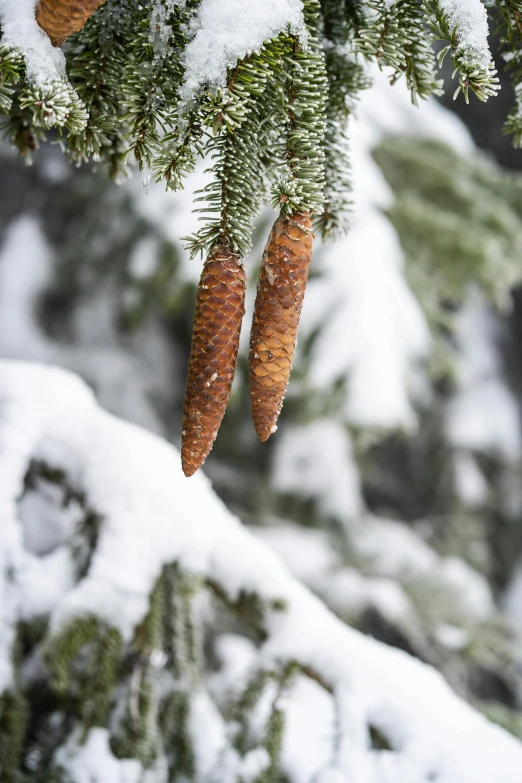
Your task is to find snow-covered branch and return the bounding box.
[1,360,521,782]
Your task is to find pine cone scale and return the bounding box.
[249,211,313,442]
[36,0,106,46]
[181,247,246,477]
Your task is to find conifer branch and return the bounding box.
[64,0,143,177]
[426,0,499,103]
[496,0,522,145]
[271,1,327,217]
[121,0,202,177]
[183,45,282,257]
[357,0,442,101]
[318,0,371,239]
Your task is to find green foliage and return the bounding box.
[24,460,103,579]
[373,136,522,329]
[426,0,499,103]
[270,2,327,218]
[112,565,204,776]
[120,0,202,176]
[476,700,522,740]
[0,0,516,254]
[184,40,286,257]
[64,0,144,179]
[19,81,88,134]
[357,0,442,100]
[229,663,297,782]
[317,0,371,239]
[4,449,213,780]
[0,46,24,113]
[496,0,522,145]
[0,689,28,781]
[45,616,123,732]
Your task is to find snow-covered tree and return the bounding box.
[2,1,522,781]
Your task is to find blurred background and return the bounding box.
[3,39,522,738]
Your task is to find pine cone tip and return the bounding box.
[181,444,205,477]
[254,421,278,442]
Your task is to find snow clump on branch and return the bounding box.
[1,360,522,781]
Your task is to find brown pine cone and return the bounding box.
[181,246,246,477]
[249,210,313,442]
[36,0,106,46]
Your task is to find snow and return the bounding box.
[180,0,306,104]
[0,216,53,359]
[505,563,522,650]
[353,518,494,623]
[0,0,66,84]
[252,524,340,584]
[208,634,258,707]
[254,517,494,637]
[0,215,178,435]
[434,623,470,651]
[282,677,335,781]
[189,690,228,779]
[253,524,414,625]
[352,517,437,575]
[271,420,362,522]
[438,557,494,621]
[128,237,159,280]
[298,72,474,432]
[446,291,522,460]
[453,451,489,507]
[148,0,177,60]
[1,360,521,782]
[437,0,493,69]
[237,748,271,782]
[54,728,142,783]
[133,162,210,284]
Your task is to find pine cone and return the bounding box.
[36,0,106,46]
[249,210,313,442]
[181,246,246,477]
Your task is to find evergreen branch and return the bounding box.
[317,0,371,240]
[495,0,522,145]
[183,42,284,258]
[271,0,327,217]
[356,0,442,101]
[0,46,23,114]
[425,0,499,103]
[120,0,202,175]
[316,44,371,240]
[153,109,205,190]
[0,45,88,161]
[19,80,88,134]
[64,0,144,177]
[504,76,522,146]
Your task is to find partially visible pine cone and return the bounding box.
[249,210,313,442]
[181,246,246,477]
[36,0,106,46]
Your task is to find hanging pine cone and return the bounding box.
[36,0,106,46]
[181,246,246,477]
[249,210,313,442]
